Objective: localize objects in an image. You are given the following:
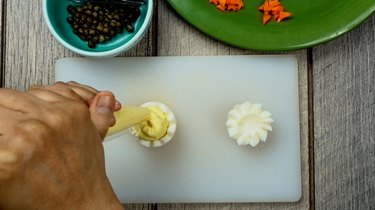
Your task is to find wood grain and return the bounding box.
[157,1,310,209]
[313,14,375,209]
[3,0,155,91]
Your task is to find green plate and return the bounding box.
[166,0,375,51]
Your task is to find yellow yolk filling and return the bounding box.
[132,106,169,141]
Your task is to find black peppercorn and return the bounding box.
[66,1,142,48]
[88,41,96,48]
[67,17,74,24]
[126,24,134,33]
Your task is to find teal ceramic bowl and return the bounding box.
[43,0,153,57]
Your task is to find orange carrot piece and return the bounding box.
[258,0,292,24]
[209,0,290,23]
[216,4,226,11]
[277,11,291,22]
[262,14,272,25]
[268,0,280,7]
[209,0,244,12]
[272,5,284,12]
[227,0,237,4]
[238,1,244,8]
[257,4,264,11]
[218,0,226,6]
[227,5,238,11]
[263,0,271,12]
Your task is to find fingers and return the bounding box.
[28,82,96,105]
[66,81,99,105]
[67,81,122,111]
[67,82,122,111]
[67,81,99,94]
[28,84,82,103]
[26,82,121,141]
[2,82,121,142]
[89,92,117,140]
[114,99,121,111]
[41,81,121,110]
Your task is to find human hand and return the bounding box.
[0,82,123,210]
[29,81,122,138]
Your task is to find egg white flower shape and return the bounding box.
[226,101,273,147]
[131,102,177,148]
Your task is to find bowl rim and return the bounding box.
[42,0,153,57]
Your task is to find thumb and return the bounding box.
[89,92,117,140]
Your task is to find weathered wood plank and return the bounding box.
[3,0,155,91]
[313,14,375,209]
[157,1,310,209]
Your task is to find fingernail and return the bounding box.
[96,95,114,113]
[115,101,122,110]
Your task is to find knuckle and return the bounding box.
[15,120,52,151]
[67,81,78,85]
[52,81,69,90]
[22,119,51,135]
[52,81,69,91]
[47,110,67,126]
[99,91,115,98]
[26,88,41,95]
[27,85,44,95]
[28,84,43,90]
[54,81,67,86]
[62,87,79,98]
[53,82,83,100]
[27,84,44,93]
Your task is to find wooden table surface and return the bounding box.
[0,1,374,209]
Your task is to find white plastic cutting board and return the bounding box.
[55,55,301,203]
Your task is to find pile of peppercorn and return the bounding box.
[67,2,141,48]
